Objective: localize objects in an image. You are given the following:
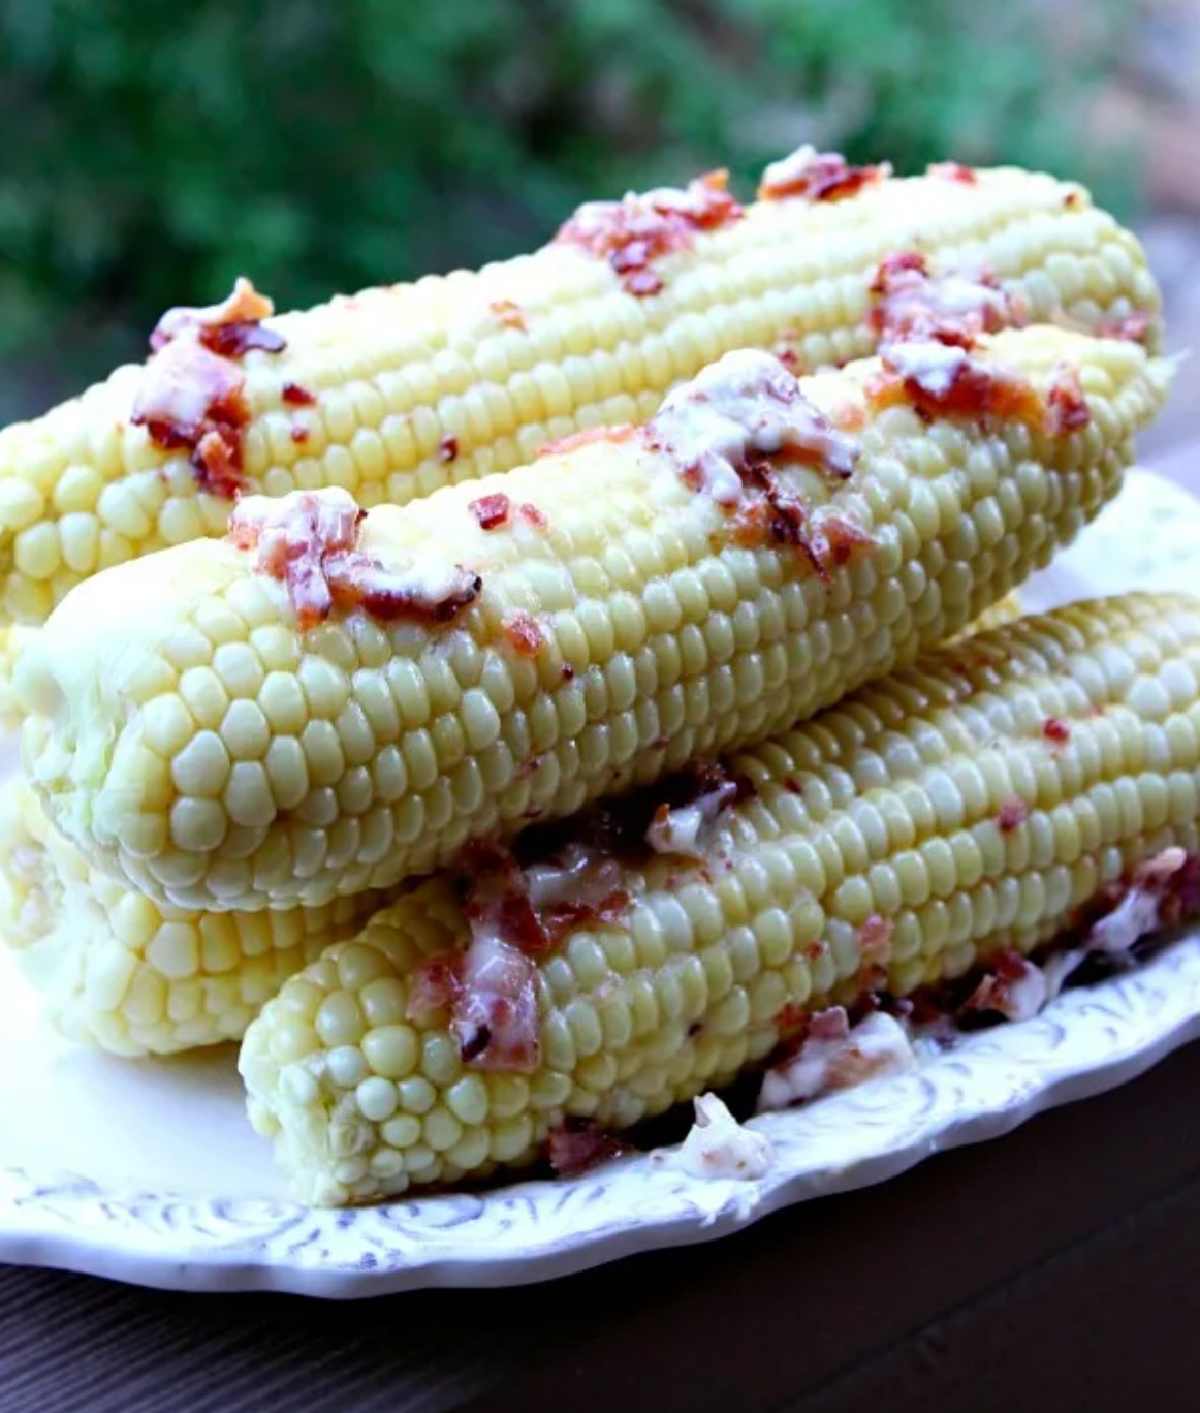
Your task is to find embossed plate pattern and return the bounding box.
[1,467,1197,1297]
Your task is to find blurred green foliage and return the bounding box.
[0,0,1140,408]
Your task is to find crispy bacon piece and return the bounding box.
[859,913,894,965]
[281,381,316,406]
[729,463,873,579]
[1043,717,1071,744]
[926,160,978,184]
[134,277,285,497]
[547,1120,628,1177]
[997,795,1030,832]
[646,349,860,507]
[291,427,309,444]
[868,251,1019,349]
[227,488,481,631]
[1095,309,1152,344]
[149,276,281,354]
[1045,365,1090,437]
[960,949,1046,1022]
[439,435,460,463]
[469,492,511,531]
[502,611,545,657]
[757,145,890,202]
[489,299,526,330]
[868,341,1044,428]
[405,957,461,1020]
[555,170,743,296]
[517,501,548,529]
[452,931,541,1072]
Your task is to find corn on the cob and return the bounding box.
[19,326,1171,913]
[0,157,1160,626]
[0,780,398,1056]
[240,592,1200,1204]
[0,625,35,731]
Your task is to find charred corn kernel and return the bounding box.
[0,164,1161,625]
[240,593,1200,1204]
[22,328,1170,912]
[0,624,35,730]
[0,781,400,1057]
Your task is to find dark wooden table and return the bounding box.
[5,430,1200,1413]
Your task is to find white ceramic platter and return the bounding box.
[1,467,1198,1299]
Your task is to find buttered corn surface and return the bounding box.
[20,328,1172,913]
[0,164,1160,625]
[240,592,1200,1204]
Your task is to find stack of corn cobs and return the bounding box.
[0,144,1195,1206]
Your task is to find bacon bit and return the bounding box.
[227,487,481,632]
[1129,848,1200,931]
[405,957,461,1020]
[997,795,1030,832]
[560,662,575,682]
[805,940,828,961]
[134,277,285,498]
[809,513,875,574]
[461,840,629,963]
[555,170,743,296]
[960,948,1046,1023]
[868,341,1044,428]
[469,492,511,531]
[729,467,873,580]
[502,611,545,657]
[757,145,891,202]
[1043,717,1071,744]
[489,299,526,331]
[775,1000,810,1037]
[538,424,635,459]
[150,276,281,354]
[646,349,860,508]
[290,427,309,444]
[514,759,753,873]
[1095,309,1152,344]
[439,435,460,463]
[547,1120,628,1178]
[859,913,894,966]
[131,341,251,497]
[1063,190,1083,210]
[782,776,802,794]
[644,770,739,858]
[868,251,1019,349]
[758,1009,916,1112]
[926,160,978,184]
[1045,365,1090,436]
[517,502,548,530]
[453,931,541,1072]
[281,381,316,406]
[777,348,801,373]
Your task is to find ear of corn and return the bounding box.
[0,780,399,1057]
[19,327,1172,913]
[239,592,1200,1205]
[0,163,1160,626]
[0,625,35,732]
